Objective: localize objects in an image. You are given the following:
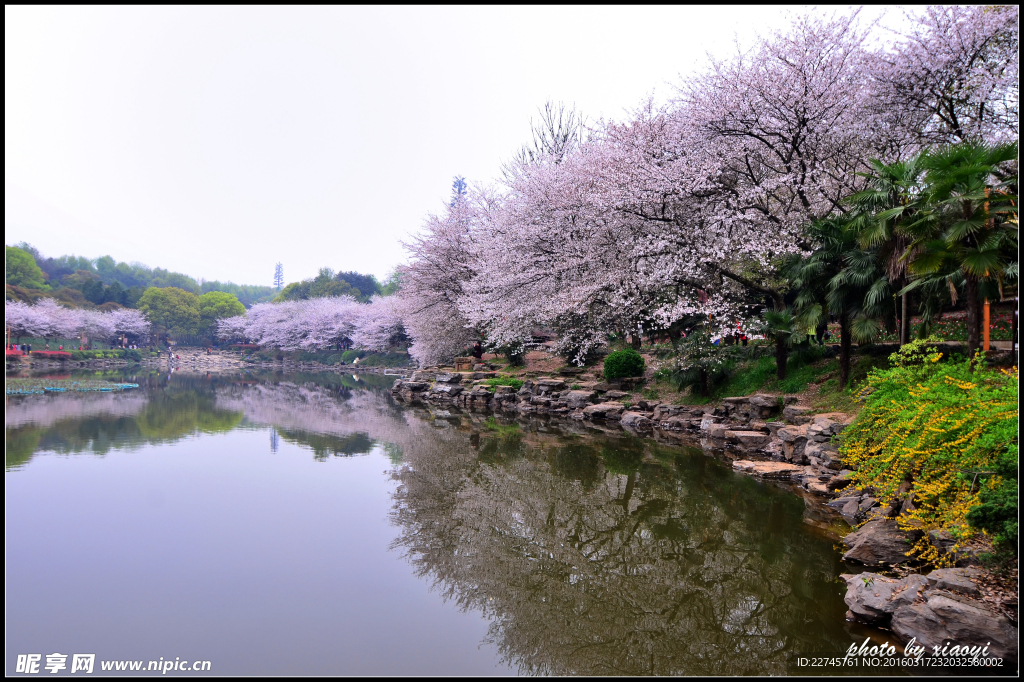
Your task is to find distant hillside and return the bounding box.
[7,243,278,307]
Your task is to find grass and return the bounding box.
[482,375,525,391]
[649,346,892,413]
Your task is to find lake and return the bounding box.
[6,369,885,675]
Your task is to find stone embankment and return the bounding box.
[392,368,1019,663]
[392,369,854,495]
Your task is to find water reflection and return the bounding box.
[390,419,858,675]
[5,370,404,469]
[7,370,867,675]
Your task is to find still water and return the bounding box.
[7,370,877,675]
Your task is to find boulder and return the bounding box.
[706,425,730,440]
[748,394,780,419]
[604,390,629,400]
[805,441,842,469]
[620,412,653,429]
[661,416,690,431]
[891,592,1018,662]
[732,460,804,479]
[434,373,463,384]
[842,573,929,624]
[564,390,598,409]
[924,568,982,597]
[782,395,800,405]
[429,384,463,396]
[582,402,625,420]
[653,405,687,420]
[783,405,813,424]
[827,470,854,491]
[777,425,809,461]
[726,430,769,450]
[402,381,429,392]
[535,379,567,393]
[841,519,915,566]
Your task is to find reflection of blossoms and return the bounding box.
[390,427,852,675]
[5,391,149,430]
[214,380,432,455]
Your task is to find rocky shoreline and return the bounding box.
[391,368,1019,666]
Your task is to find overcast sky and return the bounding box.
[6,5,902,288]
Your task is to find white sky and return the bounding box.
[5,5,905,288]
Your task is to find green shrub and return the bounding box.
[603,349,645,380]
[840,340,1018,564]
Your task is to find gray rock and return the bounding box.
[842,519,916,566]
[748,394,780,418]
[402,381,429,392]
[706,425,730,440]
[429,383,463,396]
[891,592,1018,662]
[925,568,982,597]
[842,573,930,625]
[535,379,567,393]
[582,402,625,420]
[620,411,653,429]
[782,395,800,405]
[827,470,854,491]
[564,390,598,409]
[434,373,463,384]
[783,405,813,424]
[604,390,629,400]
[859,496,879,512]
[725,430,769,450]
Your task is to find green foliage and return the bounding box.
[274,267,381,303]
[667,331,735,397]
[603,348,645,380]
[965,448,1018,553]
[66,348,143,362]
[5,246,49,290]
[200,280,277,306]
[198,291,245,336]
[137,287,201,335]
[839,339,1019,564]
[483,375,525,391]
[641,388,659,400]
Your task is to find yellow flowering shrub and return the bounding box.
[838,338,1018,565]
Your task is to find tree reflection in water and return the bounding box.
[390,420,856,676]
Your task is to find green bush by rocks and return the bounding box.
[603,349,645,380]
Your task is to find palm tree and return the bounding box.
[790,217,892,389]
[845,155,926,345]
[901,141,1018,357]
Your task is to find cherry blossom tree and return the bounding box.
[869,5,1018,146]
[351,295,408,353]
[398,180,479,366]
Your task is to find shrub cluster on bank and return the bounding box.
[838,339,1018,563]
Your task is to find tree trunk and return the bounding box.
[900,291,910,345]
[839,313,851,390]
[775,335,787,381]
[630,334,641,351]
[965,274,981,358]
